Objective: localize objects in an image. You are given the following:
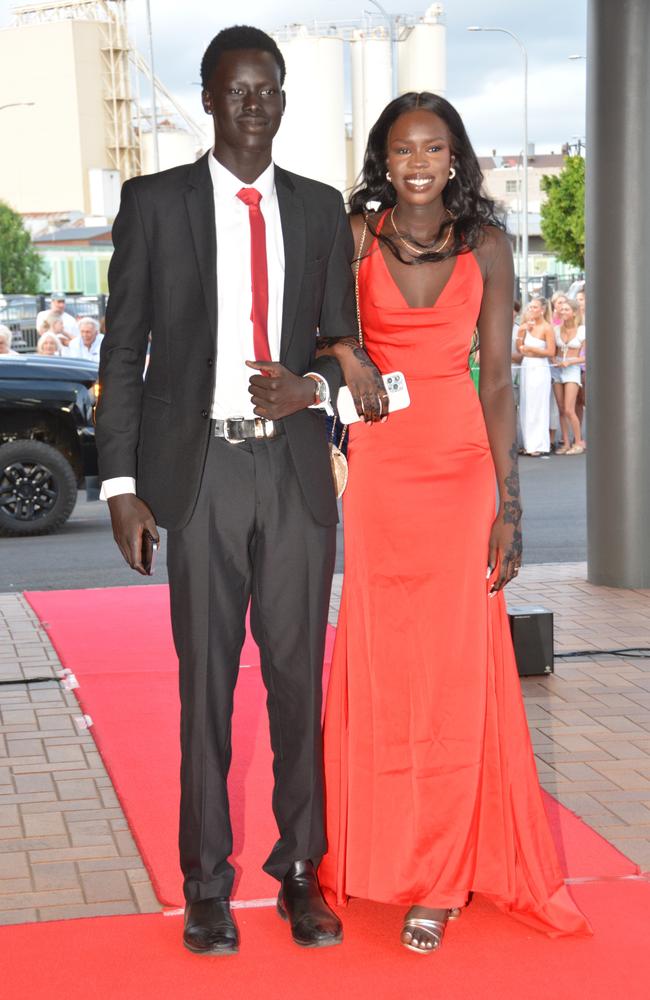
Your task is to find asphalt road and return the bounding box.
[0,453,586,593]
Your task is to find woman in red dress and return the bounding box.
[317,93,590,952]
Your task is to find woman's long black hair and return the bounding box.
[349,92,504,263]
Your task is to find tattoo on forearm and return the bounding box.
[504,441,521,501]
[316,336,360,350]
[503,499,522,525]
[506,527,523,562]
[351,347,374,367]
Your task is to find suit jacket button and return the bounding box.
[206,358,214,368]
[201,409,209,418]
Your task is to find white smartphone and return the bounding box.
[336,371,410,425]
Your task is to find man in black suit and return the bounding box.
[96,25,360,955]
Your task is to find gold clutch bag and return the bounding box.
[329,425,349,500]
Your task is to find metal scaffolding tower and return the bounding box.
[11,0,204,182]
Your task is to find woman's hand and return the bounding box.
[487,501,523,594]
[317,337,388,423]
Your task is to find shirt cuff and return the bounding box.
[304,372,334,417]
[100,477,137,501]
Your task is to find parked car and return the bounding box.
[0,355,100,536]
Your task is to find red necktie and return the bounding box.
[237,187,271,361]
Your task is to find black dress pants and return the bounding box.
[167,431,336,903]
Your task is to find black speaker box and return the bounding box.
[507,605,554,676]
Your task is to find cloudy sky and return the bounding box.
[0,0,587,155]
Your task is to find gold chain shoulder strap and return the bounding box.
[334,217,369,456]
[353,217,368,349]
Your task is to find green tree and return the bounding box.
[0,200,45,294]
[540,155,585,270]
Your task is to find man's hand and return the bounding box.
[107,494,159,576]
[246,361,315,419]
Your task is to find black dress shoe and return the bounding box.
[277,860,342,948]
[183,897,239,955]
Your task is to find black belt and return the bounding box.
[212,417,283,443]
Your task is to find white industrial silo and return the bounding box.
[350,27,393,182]
[398,3,446,96]
[140,124,204,175]
[273,26,347,194]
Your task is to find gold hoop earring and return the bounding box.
[449,166,457,180]
[386,171,392,183]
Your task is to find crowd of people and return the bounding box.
[0,294,104,362]
[512,282,586,456]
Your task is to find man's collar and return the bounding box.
[208,150,275,203]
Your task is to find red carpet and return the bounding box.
[4,882,650,1000]
[24,585,638,913]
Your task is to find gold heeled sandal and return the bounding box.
[401,907,459,955]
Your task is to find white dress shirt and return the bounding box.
[65,332,104,362]
[101,153,329,501]
[210,155,284,419]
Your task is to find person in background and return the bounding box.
[35,294,79,340]
[575,286,586,432]
[0,326,19,356]
[66,317,104,363]
[549,291,568,449]
[553,298,586,455]
[36,332,62,356]
[516,298,555,456]
[511,301,523,447]
[38,311,75,352]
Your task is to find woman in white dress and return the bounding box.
[553,298,586,455]
[516,299,555,456]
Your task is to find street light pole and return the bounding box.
[368,0,398,98]
[145,0,160,172]
[468,26,529,306]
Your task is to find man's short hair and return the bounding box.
[200,25,286,89]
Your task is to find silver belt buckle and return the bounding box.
[224,417,245,444]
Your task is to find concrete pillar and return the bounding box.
[586,0,650,587]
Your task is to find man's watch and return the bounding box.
[304,373,327,406]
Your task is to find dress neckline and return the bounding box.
[371,208,461,312]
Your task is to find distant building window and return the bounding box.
[506,179,520,193]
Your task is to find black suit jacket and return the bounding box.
[96,152,357,530]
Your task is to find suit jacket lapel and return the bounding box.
[276,167,305,362]
[184,152,217,345]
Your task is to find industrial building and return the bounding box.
[0,1,572,294]
[0,0,205,220]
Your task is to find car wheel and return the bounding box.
[0,440,78,537]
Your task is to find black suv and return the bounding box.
[0,356,100,536]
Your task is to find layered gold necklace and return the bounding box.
[390,206,454,257]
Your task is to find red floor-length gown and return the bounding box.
[320,217,590,937]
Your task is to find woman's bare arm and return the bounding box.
[475,227,522,591]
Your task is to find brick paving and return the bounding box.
[1,561,649,926]
[0,593,160,926]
